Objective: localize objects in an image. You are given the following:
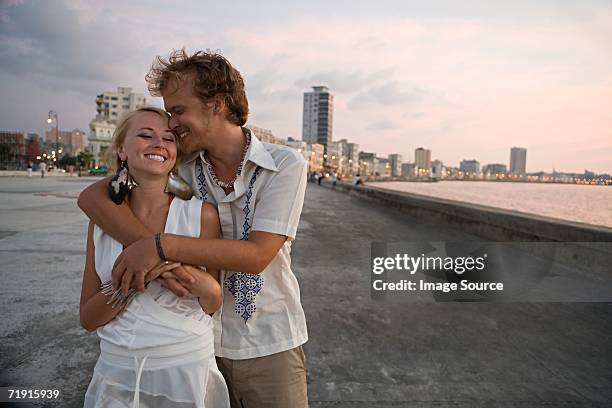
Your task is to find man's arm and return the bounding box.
[113,152,307,294]
[164,230,286,273]
[77,176,151,246]
[113,207,286,294]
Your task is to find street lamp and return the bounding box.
[47,110,59,165]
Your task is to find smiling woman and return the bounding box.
[79,106,230,407]
[104,107,177,172]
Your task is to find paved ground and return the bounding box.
[0,177,610,407]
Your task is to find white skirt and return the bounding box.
[84,337,229,408]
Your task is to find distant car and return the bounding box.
[89,166,109,175]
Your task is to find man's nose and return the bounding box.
[168,115,179,129]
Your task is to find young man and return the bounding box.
[78,49,309,407]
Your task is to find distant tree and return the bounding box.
[59,155,77,166]
[0,145,9,163]
[77,151,94,169]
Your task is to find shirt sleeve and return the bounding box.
[251,152,308,240]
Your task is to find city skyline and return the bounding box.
[1,1,611,173]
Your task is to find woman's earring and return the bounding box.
[108,160,137,204]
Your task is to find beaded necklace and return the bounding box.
[205,128,251,189]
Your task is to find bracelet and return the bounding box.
[155,233,167,261]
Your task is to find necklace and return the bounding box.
[205,128,251,189]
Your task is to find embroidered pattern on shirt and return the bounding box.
[195,156,209,202]
[225,166,264,323]
[241,166,263,240]
[225,272,264,323]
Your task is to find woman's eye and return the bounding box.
[163,137,176,142]
[138,134,152,138]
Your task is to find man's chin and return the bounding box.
[179,144,198,156]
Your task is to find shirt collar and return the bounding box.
[243,127,278,172]
[181,127,278,173]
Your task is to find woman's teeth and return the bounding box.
[145,154,165,162]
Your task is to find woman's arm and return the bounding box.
[79,221,123,332]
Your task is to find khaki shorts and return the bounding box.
[216,345,308,408]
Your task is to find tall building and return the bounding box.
[89,87,147,164]
[414,147,431,175]
[358,152,377,177]
[45,129,87,155]
[302,86,334,149]
[483,163,507,175]
[25,133,41,163]
[344,141,360,176]
[509,147,527,175]
[376,158,391,177]
[388,154,403,177]
[326,141,343,174]
[0,131,26,169]
[401,162,416,177]
[247,124,285,145]
[460,159,480,174]
[431,159,444,179]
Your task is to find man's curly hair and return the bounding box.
[146,48,249,126]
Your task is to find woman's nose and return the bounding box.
[149,134,166,147]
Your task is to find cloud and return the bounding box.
[347,81,438,111]
[0,0,154,95]
[1,1,611,172]
[294,70,367,93]
[366,120,401,131]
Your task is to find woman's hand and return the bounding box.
[158,264,222,314]
[146,261,182,282]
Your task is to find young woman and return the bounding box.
[80,107,229,407]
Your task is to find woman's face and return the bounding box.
[118,111,177,178]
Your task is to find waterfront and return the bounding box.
[370,181,612,228]
[1,177,611,407]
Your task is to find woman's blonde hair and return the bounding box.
[104,106,174,171]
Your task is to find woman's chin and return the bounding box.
[132,164,174,178]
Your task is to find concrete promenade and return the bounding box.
[0,177,610,407]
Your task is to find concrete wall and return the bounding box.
[324,181,612,243]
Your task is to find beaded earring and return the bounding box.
[107,160,138,204]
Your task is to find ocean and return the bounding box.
[369,181,612,229]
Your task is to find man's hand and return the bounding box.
[112,236,160,294]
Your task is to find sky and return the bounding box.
[1,0,611,173]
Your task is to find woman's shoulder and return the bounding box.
[174,196,217,222]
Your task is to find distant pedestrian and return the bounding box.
[331,172,337,187]
[27,162,33,178]
[317,172,324,185]
[39,161,47,179]
[353,173,362,186]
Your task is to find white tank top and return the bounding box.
[93,196,213,349]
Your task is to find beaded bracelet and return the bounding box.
[155,233,167,261]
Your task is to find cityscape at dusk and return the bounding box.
[1,0,611,174]
[1,3,611,407]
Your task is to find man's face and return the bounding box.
[162,77,213,156]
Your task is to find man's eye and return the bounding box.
[138,134,152,138]
[163,137,176,142]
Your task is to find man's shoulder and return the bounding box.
[262,142,307,171]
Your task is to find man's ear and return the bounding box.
[212,94,226,114]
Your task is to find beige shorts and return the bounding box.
[216,345,308,408]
